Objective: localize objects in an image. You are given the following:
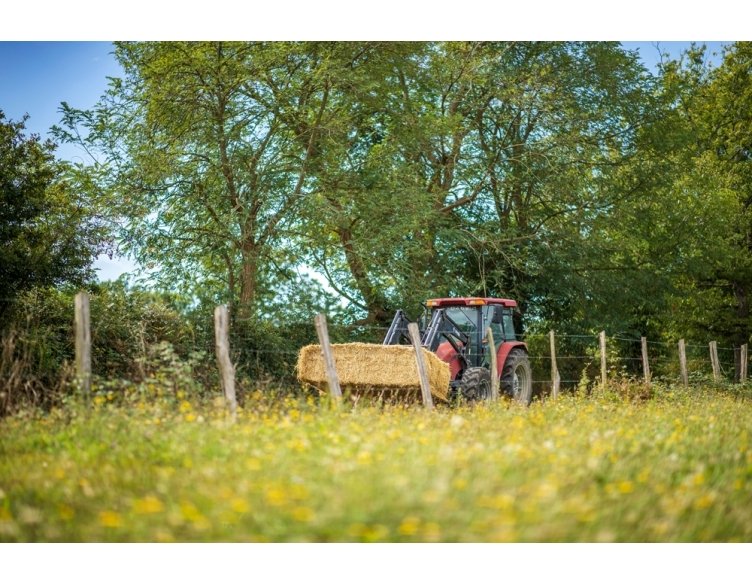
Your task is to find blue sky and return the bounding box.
[0,41,731,281]
[0,42,131,279]
[621,41,727,69]
[0,42,120,160]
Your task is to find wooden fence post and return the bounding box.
[599,331,607,389]
[214,305,237,417]
[314,314,342,402]
[742,344,748,384]
[486,327,499,401]
[74,292,91,401]
[549,330,560,399]
[407,322,434,410]
[314,313,342,402]
[709,341,721,382]
[734,347,742,383]
[678,339,689,387]
[641,336,651,386]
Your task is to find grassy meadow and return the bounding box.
[1,384,751,542]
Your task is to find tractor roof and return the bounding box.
[426,297,518,308]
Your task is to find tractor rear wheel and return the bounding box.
[501,349,532,405]
[460,367,492,402]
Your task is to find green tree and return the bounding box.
[286,42,663,328]
[0,111,101,323]
[54,41,750,352]
[56,42,338,320]
[655,43,752,347]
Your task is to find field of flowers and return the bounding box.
[1,384,751,542]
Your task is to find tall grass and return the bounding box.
[1,383,750,542]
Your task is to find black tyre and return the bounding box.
[501,349,532,405]
[460,367,492,402]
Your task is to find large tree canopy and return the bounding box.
[53,41,752,351]
[272,42,676,328]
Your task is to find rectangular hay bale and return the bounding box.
[297,342,450,402]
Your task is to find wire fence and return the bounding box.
[221,319,747,391]
[2,290,751,414]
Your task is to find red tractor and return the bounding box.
[383,297,533,404]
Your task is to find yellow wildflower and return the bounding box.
[398,516,420,536]
[230,498,249,514]
[290,484,309,501]
[452,478,468,491]
[265,487,287,507]
[694,493,715,510]
[133,495,164,514]
[292,507,314,523]
[618,481,634,494]
[58,504,75,521]
[357,450,372,464]
[347,523,367,539]
[99,511,122,528]
[362,524,389,542]
[180,501,201,522]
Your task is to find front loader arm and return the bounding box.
[383,308,469,363]
[383,309,411,345]
[421,309,469,354]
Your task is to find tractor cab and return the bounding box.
[383,297,532,403]
[423,297,517,348]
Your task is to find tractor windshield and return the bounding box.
[443,305,515,334]
[443,307,482,363]
[436,305,517,366]
[444,307,478,334]
[443,306,514,339]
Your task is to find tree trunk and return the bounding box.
[732,280,750,346]
[238,244,259,320]
[220,251,236,316]
[338,226,390,324]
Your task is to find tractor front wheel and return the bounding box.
[460,367,492,402]
[501,349,533,405]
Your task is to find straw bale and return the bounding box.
[297,342,450,402]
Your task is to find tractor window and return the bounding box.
[444,307,478,334]
[444,307,481,361]
[502,310,516,340]
[483,306,503,351]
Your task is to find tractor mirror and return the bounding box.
[491,307,504,324]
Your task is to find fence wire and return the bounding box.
[3,291,751,404]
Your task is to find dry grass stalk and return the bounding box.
[297,342,450,402]
[0,330,40,415]
[0,328,72,416]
